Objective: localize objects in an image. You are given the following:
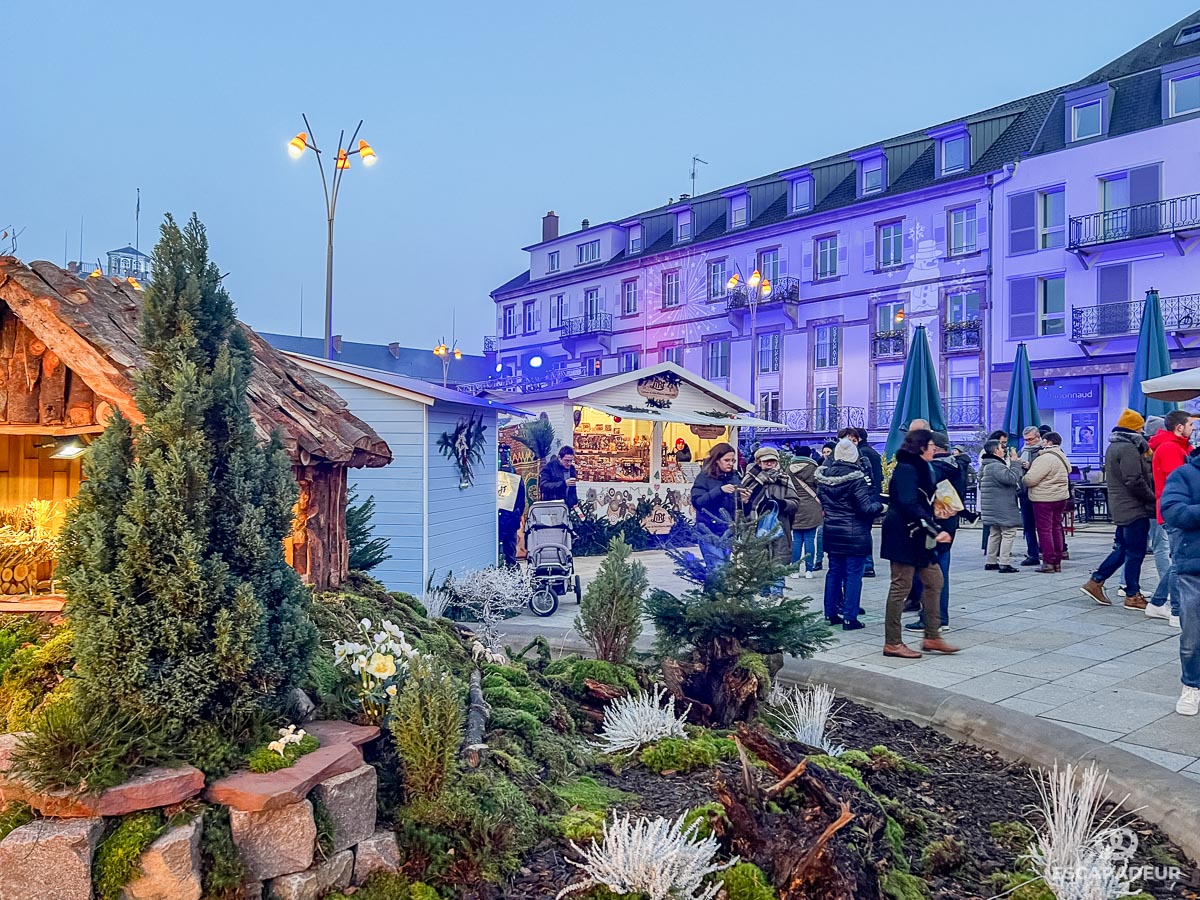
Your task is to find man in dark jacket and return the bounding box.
[1157,453,1200,716]
[539,446,578,506]
[905,432,969,632]
[851,428,884,576]
[1082,410,1155,609]
[1017,426,1043,566]
[815,438,884,629]
[497,452,527,567]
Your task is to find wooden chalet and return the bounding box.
[0,257,391,593]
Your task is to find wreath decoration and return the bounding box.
[437,413,488,488]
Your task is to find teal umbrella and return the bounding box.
[884,325,947,457]
[1128,289,1178,418]
[1001,342,1041,444]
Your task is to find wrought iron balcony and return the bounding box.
[943,320,982,352]
[944,397,984,426]
[456,362,587,395]
[483,335,499,352]
[1071,293,1200,341]
[558,313,613,338]
[871,330,907,360]
[869,402,895,429]
[726,276,801,311]
[1068,192,1200,249]
[767,406,866,434]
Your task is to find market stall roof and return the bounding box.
[585,402,782,429]
[1141,368,1200,403]
[565,362,752,411]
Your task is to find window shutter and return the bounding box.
[1009,192,1037,254]
[977,214,988,241]
[1009,277,1037,338]
[1097,264,1131,335]
[933,224,946,247]
[864,235,875,272]
[599,287,606,312]
[837,243,848,275]
[1129,165,1160,206]
[802,249,813,283]
[778,248,788,275]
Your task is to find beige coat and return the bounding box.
[1023,445,1071,502]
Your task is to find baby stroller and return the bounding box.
[524,500,581,617]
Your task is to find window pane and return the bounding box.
[1073,101,1101,139]
[943,136,966,173]
[794,179,812,210]
[1174,74,1200,115]
[1043,277,1065,313]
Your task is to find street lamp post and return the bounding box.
[287,116,377,360]
[433,337,462,388]
[725,268,772,417]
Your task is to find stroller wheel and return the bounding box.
[530,589,559,617]
[574,575,582,604]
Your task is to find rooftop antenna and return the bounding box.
[135,188,140,255]
[299,283,304,337]
[690,155,708,197]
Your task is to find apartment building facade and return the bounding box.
[486,11,1200,444]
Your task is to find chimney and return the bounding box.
[581,218,590,230]
[332,334,343,354]
[388,341,401,359]
[679,193,690,201]
[542,210,559,242]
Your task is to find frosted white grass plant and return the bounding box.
[557,811,735,900]
[766,683,844,755]
[447,564,533,649]
[593,685,690,755]
[1025,761,1138,900]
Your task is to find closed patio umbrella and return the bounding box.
[1001,342,1041,443]
[1128,289,1178,417]
[884,325,946,457]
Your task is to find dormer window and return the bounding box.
[1176,23,1200,45]
[628,224,643,254]
[577,240,600,265]
[547,251,560,273]
[1072,100,1102,141]
[729,194,749,228]
[676,209,692,243]
[862,158,884,194]
[1170,72,1200,116]
[941,135,967,175]
[792,178,812,213]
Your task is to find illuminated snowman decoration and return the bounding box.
[902,239,943,353]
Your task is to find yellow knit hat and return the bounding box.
[1116,409,1146,431]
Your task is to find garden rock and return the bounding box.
[267,849,352,900]
[2,765,205,818]
[311,763,376,852]
[352,830,400,885]
[230,800,316,880]
[302,720,380,748]
[0,816,103,900]
[0,732,27,774]
[122,817,203,900]
[206,743,362,811]
[289,687,316,723]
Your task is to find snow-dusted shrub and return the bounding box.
[766,683,843,755]
[557,811,735,900]
[445,565,533,649]
[593,685,690,755]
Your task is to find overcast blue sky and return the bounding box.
[5,1,1196,352]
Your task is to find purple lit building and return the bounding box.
[486,11,1200,446]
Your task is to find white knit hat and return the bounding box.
[833,438,859,463]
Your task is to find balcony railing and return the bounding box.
[869,402,895,429]
[1068,192,1200,249]
[871,330,907,359]
[1072,293,1200,341]
[456,362,588,395]
[558,313,613,338]
[943,320,982,352]
[763,406,866,434]
[727,276,801,311]
[945,397,984,426]
[483,335,499,352]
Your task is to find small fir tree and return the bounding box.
[576,535,647,664]
[58,213,316,768]
[347,486,390,572]
[645,517,832,726]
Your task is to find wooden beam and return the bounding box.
[39,351,66,425]
[0,424,103,436]
[7,325,40,424]
[65,371,95,427]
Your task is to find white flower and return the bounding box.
[382,620,402,637]
[367,653,397,679]
[386,684,398,697]
[373,631,387,646]
[360,617,372,630]
[353,655,368,674]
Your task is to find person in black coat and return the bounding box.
[853,427,884,577]
[690,442,745,572]
[815,438,884,629]
[497,451,527,568]
[539,446,578,506]
[880,429,960,659]
[905,432,970,631]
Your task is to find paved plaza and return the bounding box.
[509,525,1199,780]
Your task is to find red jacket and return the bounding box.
[1150,429,1190,523]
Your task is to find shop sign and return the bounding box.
[1036,379,1100,410]
[690,424,726,439]
[636,372,682,403]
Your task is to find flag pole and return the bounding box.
[135,188,140,255]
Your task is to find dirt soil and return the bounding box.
[500,698,1198,899]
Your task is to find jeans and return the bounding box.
[814,525,824,568]
[886,561,944,644]
[1033,500,1068,567]
[1092,517,1151,595]
[985,526,1018,566]
[824,554,865,623]
[1020,496,1040,561]
[1175,572,1200,689]
[698,538,729,574]
[791,527,818,571]
[1150,524,1182,616]
[908,543,951,629]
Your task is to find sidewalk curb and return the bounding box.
[501,626,1200,862]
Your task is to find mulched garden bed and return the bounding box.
[499,698,1198,900]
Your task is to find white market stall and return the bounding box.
[492,362,780,525]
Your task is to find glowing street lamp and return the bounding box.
[433,338,462,387]
[726,266,774,415]
[286,116,378,360]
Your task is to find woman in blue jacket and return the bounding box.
[690,442,745,572]
[815,438,883,629]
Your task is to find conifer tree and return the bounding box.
[347,486,390,573]
[58,213,316,765]
[576,534,647,664]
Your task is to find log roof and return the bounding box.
[0,257,391,469]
